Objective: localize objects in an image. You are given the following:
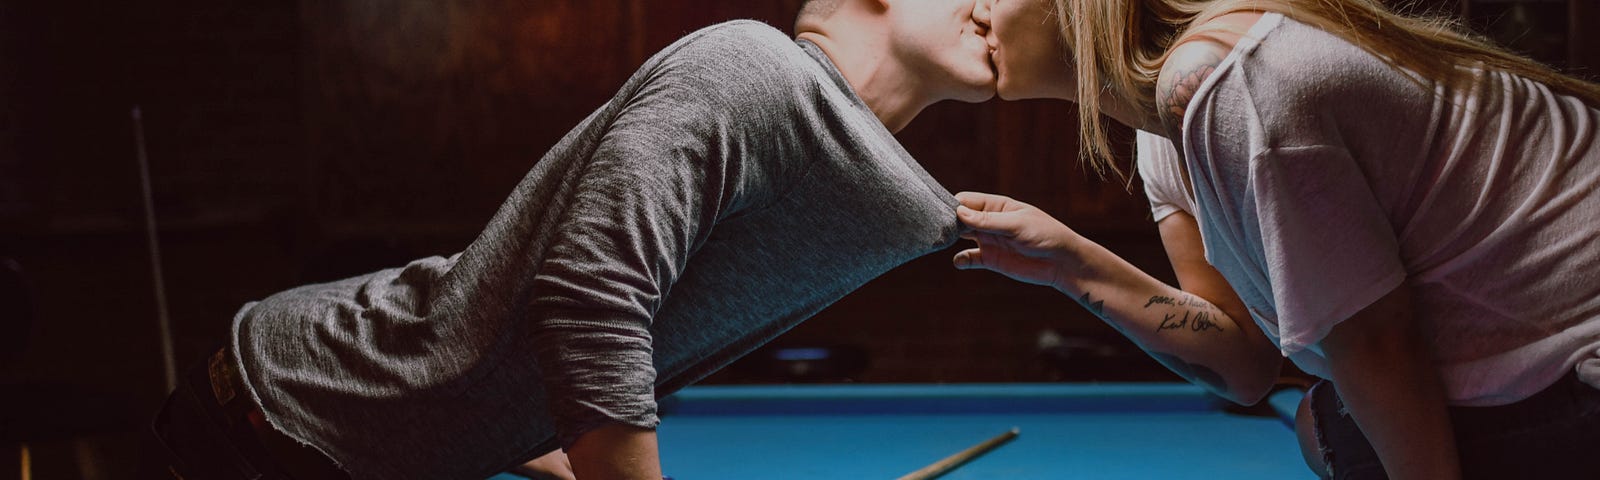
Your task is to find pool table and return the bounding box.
[518,383,1316,479]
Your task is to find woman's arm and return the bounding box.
[1320,285,1461,480]
[954,191,1281,404]
[1152,211,1285,402]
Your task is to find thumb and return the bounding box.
[952,247,988,271]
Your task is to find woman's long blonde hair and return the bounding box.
[1058,0,1600,176]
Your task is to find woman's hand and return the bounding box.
[955,191,1282,405]
[952,191,1085,290]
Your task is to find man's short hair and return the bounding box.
[797,0,846,21]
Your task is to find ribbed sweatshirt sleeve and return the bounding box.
[523,21,803,448]
[527,111,733,447]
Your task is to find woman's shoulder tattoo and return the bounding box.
[1156,48,1226,137]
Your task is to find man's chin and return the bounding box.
[953,85,997,103]
[959,78,999,103]
[973,89,999,103]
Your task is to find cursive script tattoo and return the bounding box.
[1146,294,1223,333]
[1144,294,1212,309]
[1157,311,1225,333]
[1151,351,1230,396]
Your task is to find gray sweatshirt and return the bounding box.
[230,20,961,479]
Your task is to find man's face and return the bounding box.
[973,0,1075,100]
[888,0,998,103]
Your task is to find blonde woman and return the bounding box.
[957,0,1600,478]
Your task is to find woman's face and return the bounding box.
[972,0,1076,101]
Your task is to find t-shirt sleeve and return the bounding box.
[1250,145,1407,353]
[1135,130,1188,222]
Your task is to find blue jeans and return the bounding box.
[1308,371,1600,479]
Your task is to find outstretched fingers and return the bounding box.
[955,191,1035,237]
[955,191,1014,211]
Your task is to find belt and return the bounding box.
[205,348,351,480]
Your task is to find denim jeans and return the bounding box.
[1309,371,1600,479]
[151,350,294,480]
[152,349,350,480]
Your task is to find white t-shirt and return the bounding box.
[1137,13,1600,406]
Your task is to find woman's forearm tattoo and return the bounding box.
[1078,292,1109,321]
[1147,294,1224,333]
[1079,291,1231,395]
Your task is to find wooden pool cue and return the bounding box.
[133,106,178,392]
[896,427,1020,480]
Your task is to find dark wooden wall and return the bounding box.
[0,4,1160,476]
[2,0,1594,477]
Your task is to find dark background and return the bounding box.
[2,0,1593,477]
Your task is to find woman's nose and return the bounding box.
[972,0,992,30]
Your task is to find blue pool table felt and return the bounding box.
[489,383,1315,480]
